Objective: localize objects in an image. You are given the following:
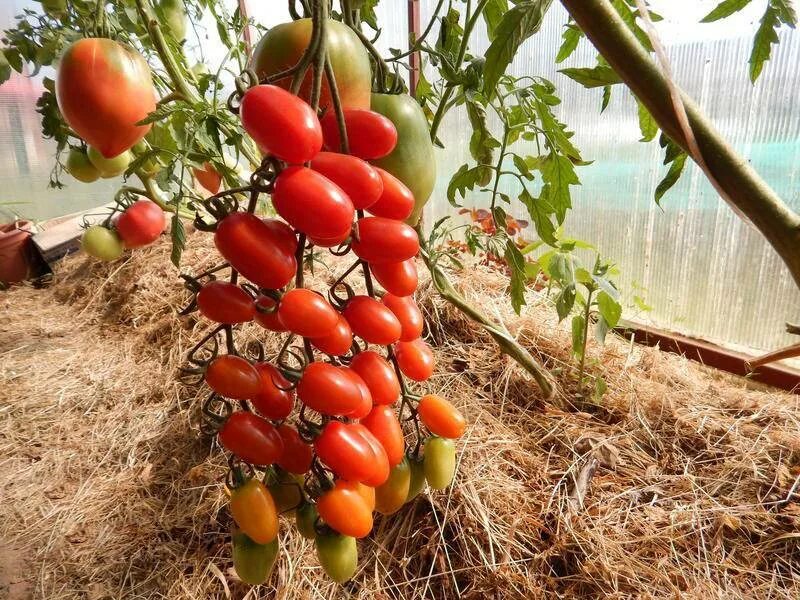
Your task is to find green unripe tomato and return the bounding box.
[423,437,456,491]
[315,531,358,584]
[295,502,318,540]
[231,529,279,585]
[87,146,132,178]
[375,457,411,515]
[405,453,426,502]
[65,148,100,183]
[132,141,160,175]
[159,0,187,42]
[266,469,303,515]
[81,226,124,261]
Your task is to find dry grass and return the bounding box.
[1,231,799,599]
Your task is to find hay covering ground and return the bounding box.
[1,231,799,599]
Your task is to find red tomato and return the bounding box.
[297,362,363,416]
[394,339,435,382]
[115,200,165,248]
[321,109,397,159]
[342,296,401,345]
[205,355,261,400]
[418,394,467,439]
[196,281,255,324]
[367,168,414,220]
[215,213,297,290]
[381,294,424,342]
[262,218,298,254]
[276,424,313,474]
[351,423,390,486]
[308,233,351,248]
[341,368,372,419]
[254,296,287,332]
[369,260,418,296]
[315,421,378,482]
[56,38,156,158]
[360,405,405,467]
[277,289,338,338]
[193,162,221,194]
[310,314,353,356]
[252,363,294,420]
[317,480,373,538]
[240,85,322,163]
[310,152,383,210]
[349,351,400,405]
[272,167,355,241]
[218,412,284,466]
[351,217,419,264]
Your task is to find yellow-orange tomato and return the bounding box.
[417,394,466,439]
[229,478,279,544]
[317,480,373,538]
[375,457,411,515]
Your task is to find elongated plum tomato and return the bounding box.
[370,259,418,297]
[341,368,372,419]
[196,281,255,324]
[342,296,402,345]
[310,152,383,210]
[215,213,297,290]
[277,289,338,338]
[219,412,284,466]
[315,421,377,482]
[361,405,405,467]
[276,424,314,475]
[232,529,278,585]
[406,453,426,502]
[381,293,424,342]
[317,480,374,538]
[272,167,355,241]
[295,502,318,539]
[321,109,398,159]
[115,199,165,248]
[394,338,435,382]
[254,296,287,332]
[424,436,456,490]
[262,218,298,254]
[418,394,467,439]
[367,168,415,220]
[252,363,294,420]
[351,217,419,264]
[56,38,156,158]
[375,457,411,515]
[352,423,390,487]
[205,355,261,399]
[315,531,358,584]
[349,351,400,405]
[193,162,221,194]
[229,478,279,543]
[310,314,353,356]
[297,363,363,416]
[239,85,322,163]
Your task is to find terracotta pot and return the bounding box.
[0,220,35,285]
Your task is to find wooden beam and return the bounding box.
[407,0,422,95]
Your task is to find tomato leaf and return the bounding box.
[170,214,186,268]
[636,98,658,142]
[555,283,576,321]
[555,24,582,63]
[700,0,753,22]
[483,0,510,41]
[601,84,613,112]
[0,51,10,85]
[504,240,527,314]
[559,65,622,88]
[447,164,484,205]
[596,291,622,328]
[571,313,586,357]
[655,139,688,205]
[749,1,796,83]
[519,188,557,245]
[541,153,579,221]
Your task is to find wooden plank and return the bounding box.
[32,204,115,264]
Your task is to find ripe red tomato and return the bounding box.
[262,218,298,254]
[315,421,378,482]
[115,200,165,248]
[341,368,372,419]
[360,405,405,467]
[276,424,313,474]
[349,351,400,405]
[219,412,284,466]
[369,259,418,297]
[418,394,466,439]
[251,363,294,420]
[310,152,383,210]
[254,296,288,332]
[196,281,255,324]
[394,338,435,382]
[317,480,373,538]
[351,217,419,264]
[205,355,261,399]
[277,289,338,338]
[297,362,363,416]
[352,423,390,486]
[215,213,297,290]
[321,109,397,159]
[240,85,322,163]
[381,293,424,342]
[310,314,353,356]
[56,38,156,158]
[272,167,355,242]
[193,162,221,194]
[342,296,401,345]
[367,168,414,220]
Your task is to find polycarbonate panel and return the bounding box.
[420,0,800,355]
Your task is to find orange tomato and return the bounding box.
[317,480,373,538]
[229,478,279,544]
[417,394,466,439]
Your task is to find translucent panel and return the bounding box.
[420,0,800,355]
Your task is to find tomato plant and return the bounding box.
[342,295,401,346]
[369,259,419,297]
[196,281,255,324]
[394,338,435,382]
[231,529,279,586]
[310,152,383,210]
[115,199,165,249]
[375,458,411,515]
[423,437,457,491]
[277,288,338,338]
[251,363,294,420]
[320,109,397,159]
[381,293,424,342]
[348,351,400,405]
[218,412,284,467]
[418,394,467,439]
[317,480,374,538]
[229,477,279,544]
[315,531,358,584]
[81,225,123,262]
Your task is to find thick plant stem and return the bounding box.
[560,0,800,288]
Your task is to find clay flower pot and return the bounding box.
[0,220,35,285]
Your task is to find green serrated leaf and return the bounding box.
[601,85,612,112]
[555,283,576,321]
[519,188,557,245]
[466,100,495,177]
[170,215,186,268]
[483,0,509,40]
[542,153,579,221]
[636,98,658,142]
[555,24,582,63]
[504,240,527,314]
[447,164,484,204]
[655,146,688,204]
[560,65,623,88]
[596,291,622,328]
[700,0,753,22]
[549,252,575,286]
[749,5,782,82]
[571,313,586,356]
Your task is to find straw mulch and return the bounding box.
[1,231,799,600]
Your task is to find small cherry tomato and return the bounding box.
[310,314,353,356]
[254,296,287,332]
[278,288,339,338]
[360,405,405,467]
[370,259,418,296]
[375,457,411,515]
[262,217,298,254]
[295,501,318,540]
[349,351,400,405]
[219,412,284,466]
[229,477,279,543]
[394,338,435,382]
[232,529,278,585]
[423,436,456,490]
[317,479,373,538]
[310,152,383,210]
[367,168,414,220]
[342,295,401,345]
[351,217,419,264]
[240,84,323,163]
[196,281,255,324]
[276,424,313,474]
[418,394,466,439]
[381,293,424,342]
[115,199,165,248]
[251,363,294,420]
[315,421,376,482]
[405,453,426,502]
[272,166,355,241]
[205,355,261,399]
[215,212,297,289]
[315,531,358,583]
[321,109,397,159]
[342,368,372,419]
[297,362,363,416]
[351,423,390,487]
[193,162,221,194]
[266,467,304,513]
